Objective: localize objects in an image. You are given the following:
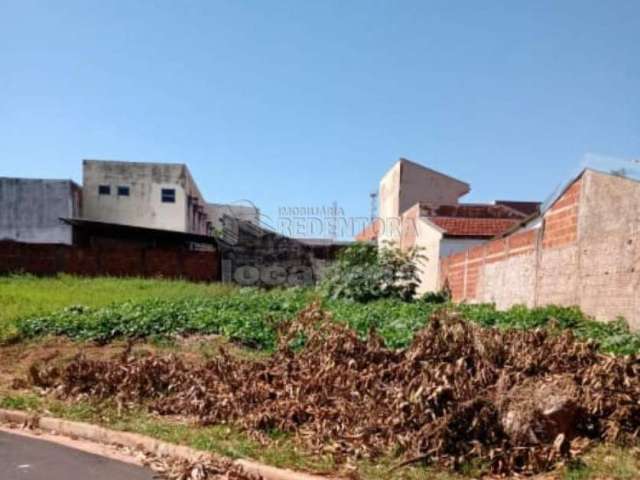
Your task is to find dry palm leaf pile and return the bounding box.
[28,304,640,476]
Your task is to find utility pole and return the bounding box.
[369,191,378,222]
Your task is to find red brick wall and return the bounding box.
[0,241,220,283]
[542,179,581,249]
[441,228,539,302]
[440,179,580,302]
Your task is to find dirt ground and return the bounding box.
[0,335,249,393]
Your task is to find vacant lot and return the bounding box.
[2,275,640,480]
[0,274,235,323]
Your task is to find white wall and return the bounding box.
[413,219,444,294]
[378,161,402,246]
[377,159,470,249]
[413,230,488,294]
[82,160,200,233]
[397,159,470,214]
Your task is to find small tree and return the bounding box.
[319,242,425,302]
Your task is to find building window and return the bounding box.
[161,188,176,203]
[117,186,130,197]
[98,185,111,195]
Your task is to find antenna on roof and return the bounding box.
[369,191,378,222]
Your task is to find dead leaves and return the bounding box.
[29,305,640,476]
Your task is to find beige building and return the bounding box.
[82,160,212,234]
[358,158,538,293]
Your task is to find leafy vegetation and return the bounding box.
[17,288,311,348]
[319,242,424,302]
[325,298,440,348]
[3,275,640,355]
[459,303,640,355]
[2,274,640,479]
[0,274,234,329]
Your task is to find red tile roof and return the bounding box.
[354,203,531,241]
[355,219,380,242]
[423,203,525,238]
[428,217,520,237]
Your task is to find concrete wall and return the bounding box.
[440,170,640,329]
[397,159,470,214]
[82,160,209,234]
[414,220,443,294]
[0,178,80,244]
[576,170,640,324]
[379,161,402,245]
[377,159,469,247]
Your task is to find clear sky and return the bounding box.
[1,1,638,238]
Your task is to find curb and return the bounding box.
[0,409,332,480]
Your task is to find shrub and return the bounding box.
[319,242,424,302]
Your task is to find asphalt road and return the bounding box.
[0,431,155,480]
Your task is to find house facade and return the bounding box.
[357,158,539,293]
[82,159,211,235]
[1,159,262,247]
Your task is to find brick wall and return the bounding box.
[0,241,220,282]
[440,171,640,329]
[542,179,581,249]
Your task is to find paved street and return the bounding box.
[0,431,155,480]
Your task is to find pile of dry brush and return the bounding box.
[28,304,640,476]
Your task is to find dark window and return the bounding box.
[161,188,176,203]
[98,185,111,195]
[117,186,130,197]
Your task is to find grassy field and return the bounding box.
[3,275,640,354]
[0,274,235,321]
[2,275,640,479]
[0,274,235,340]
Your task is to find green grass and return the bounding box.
[0,274,236,342]
[14,288,313,348]
[3,275,640,355]
[0,274,235,322]
[458,303,640,356]
[562,445,640,479]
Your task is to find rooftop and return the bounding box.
[420,203,526,238]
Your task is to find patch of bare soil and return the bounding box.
[25,304,640,477]
[0,337,222,392]
[0,337,125,390]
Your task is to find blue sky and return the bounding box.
[1,1,638,237]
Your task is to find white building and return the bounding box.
[358,158,539,293]
[82,159,261,238]
[82,159,237,236]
